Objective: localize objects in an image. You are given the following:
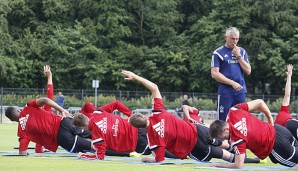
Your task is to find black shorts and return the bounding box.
[57,117,92,153]
[135,128,148,154]
[189,124,223,161]
[285,119,298,141]
[269,124,298,167]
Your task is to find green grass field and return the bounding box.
[0,123,297,171]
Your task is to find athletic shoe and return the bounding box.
[259,158,267,164]
[129,152,142,158]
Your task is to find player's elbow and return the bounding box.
[39,97,51,103]
[235,165,243,169]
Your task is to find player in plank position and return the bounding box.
[5,67,93,155]
[209,98,298,169]
[121,70,261,164]
[274,64,298,141]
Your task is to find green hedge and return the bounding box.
[2,93,297,113]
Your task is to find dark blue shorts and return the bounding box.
[217,93,246,121]
[285,119,298,141]
[189,124,223,161]
[269,124,298,167]
[57,117,92,153]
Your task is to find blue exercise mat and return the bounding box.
[2,151,77,157]
[194,166,298,170]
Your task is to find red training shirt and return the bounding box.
[227,103,276,160]
[18,100,62,152]
[148,98,198,162]
[88,111,138,160]
[274,105,293,126]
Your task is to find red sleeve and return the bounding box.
[81,102,96,114]
[233,141,247,155]
[19,138,30,151]
[43,84,53,111]
[153,98,165,111]
[99,100,132,117]
[27,100,39,108]
[152,146,165,162]
[94,141,106,160]
[236,103,249,111]
[280,105,291,114]
[91,127,106,160]
[35,143,43,153]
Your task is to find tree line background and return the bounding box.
[0,0,297,95]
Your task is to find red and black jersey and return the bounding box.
[88,111,138,160]
[183,108,202,124]
[148,98,198,162]
[18,100,62,152]
[274,105,293,126]
[227,103,276,159]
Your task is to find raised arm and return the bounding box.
[99,100,132,117]
[36,97,69,117]
[247,99,273,125]
[232,45,251,75]
[121,71,161,99]
[43,65,53,111]
[282,64,293,106]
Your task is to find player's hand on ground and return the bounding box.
[77,152,97,160]
[141,156,155,163]
[210,162,220,167]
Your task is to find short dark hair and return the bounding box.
[5,107,19,121]
[129,113,147,128]
[209,120,227,139]
[73,113,89,128]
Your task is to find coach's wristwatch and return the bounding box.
[235,56,242,60]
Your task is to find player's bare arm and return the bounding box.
[247,99,273,125]
[36,97,70,117]
[211,153,245,169]
[121,70,162,99]
[43,65,52,85]
[282,64,293,106]
[182,105,197,123]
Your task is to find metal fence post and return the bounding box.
[0,87,3,124]
[191,92,194,106]
[42,88,45,97]
[81,89,84,107]
[296,96,298,119]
